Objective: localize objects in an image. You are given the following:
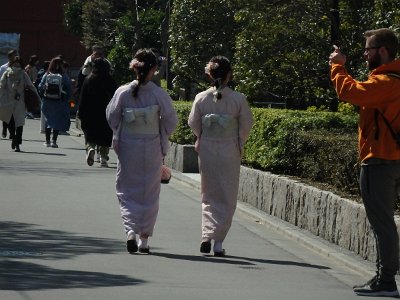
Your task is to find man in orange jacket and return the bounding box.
[330,28,400,297]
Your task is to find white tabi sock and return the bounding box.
[213,241,223,252]
[138,238,148,249]
[127,230,136,241]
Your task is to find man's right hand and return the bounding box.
[329,45,346,66]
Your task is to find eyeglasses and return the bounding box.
[364,46,381,53]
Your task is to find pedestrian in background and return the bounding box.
[106,48,178,254]
[77,45,113,161]
[0,49,18,139]
[38,57,72,148]
[25,54,40,118]
[35,60,50,133]
[78,58,117,167]
[25,54,39,83]
[188,56,253,257]
[329,28,400,297]
[0,56,39,152]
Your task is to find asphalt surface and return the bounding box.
[0,118,395,300]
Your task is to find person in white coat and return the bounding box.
[0,56,39,152]
[188,56,253,256]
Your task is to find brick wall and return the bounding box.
[0,0,89,71]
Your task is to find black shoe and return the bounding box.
[214,249,226,257]
[127,239,138,254]
[138,247,150,254]
[353,274,378,289]
[11,140,15,150]
[14,145,20,152]
[1,132,5,138]
[353,277,399,297]
[200,241,211,253]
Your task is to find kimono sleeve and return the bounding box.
[158,90,178,156]
[237,95,254,153]
[188,97,202,137]
[106,88,123,133]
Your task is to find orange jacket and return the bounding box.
[330,59,400,162]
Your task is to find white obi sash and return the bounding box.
[121,105,160,135]
[201,114,238,138]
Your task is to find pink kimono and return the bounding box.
[188,87,253,242]
[106,80,178,238]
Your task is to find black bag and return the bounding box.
[24,87,40,113]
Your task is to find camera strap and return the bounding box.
[374,72,400,145]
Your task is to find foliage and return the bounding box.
[108,7,166,84]
[169,0,238,99]
[63,0,83,38]
[81,0,114,49]
[63,0,167,84]
[293,130,360,196]
[233,1,335,109]
[169,101,196,145]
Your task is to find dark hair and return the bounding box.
[28,55,39,66]
[364,28,399,60]
[48,57,64,74]
[42,60,51,70]
[7,49,18,60]
[10,56,24,67]
[206,56,232,100]
[130,48,157,98]
[91,58,110,77]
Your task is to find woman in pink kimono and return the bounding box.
[106,49,178,254]
[188,56,253,256]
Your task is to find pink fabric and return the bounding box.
[188,87,253,242]
[106,80,178,237]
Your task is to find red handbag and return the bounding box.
[161,165,171,184]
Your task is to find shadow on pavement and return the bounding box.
[0,260,145,291]
[0,221,145,290]
[0,221,123,260]
[0,164,114,176]
[16,151,67,156]
[153,252,330,270]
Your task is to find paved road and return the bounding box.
[0,118,389,300]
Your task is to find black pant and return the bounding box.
[2,121,12,138]
[7,116,23,145]
[45,128,59,143]
[360,160,400,281]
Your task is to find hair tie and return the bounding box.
[129,59,145,69]
[205,62,219,75]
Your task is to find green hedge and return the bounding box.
[171,101,360,199]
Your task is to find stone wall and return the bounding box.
[165,143,199,173]
[238,166,381,262]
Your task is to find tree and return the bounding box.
[234,1,334,109]
[63,0,167,84]
[169,0,238,99]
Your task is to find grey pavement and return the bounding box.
[0,118,394,300]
